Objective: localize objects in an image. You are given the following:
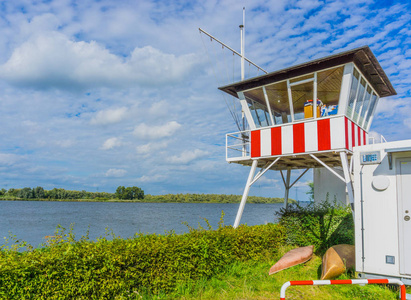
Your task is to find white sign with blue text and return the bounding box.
[360,151,381,165]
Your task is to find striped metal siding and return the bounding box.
[250,116,367,158]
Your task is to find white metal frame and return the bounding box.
[286,79,294,122]
[337,63,354,115]
[263,86,275,126]
[233,157,282,228]
[238,92,256,129]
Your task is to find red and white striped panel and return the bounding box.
[250,116,367,158]
[344,117,368,151]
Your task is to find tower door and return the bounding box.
[397,158,411,275]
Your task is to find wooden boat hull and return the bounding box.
[269,245,314,275]
[321,244,355,280]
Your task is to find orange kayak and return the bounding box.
[269,245,314,275]
[321,244,355,280]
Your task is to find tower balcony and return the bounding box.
[227,115,367,170]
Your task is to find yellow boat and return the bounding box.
[269,245,314,275]
[321,244,355,280]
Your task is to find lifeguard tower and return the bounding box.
[219,46,396,227]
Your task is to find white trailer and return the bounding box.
[353,140,411,284]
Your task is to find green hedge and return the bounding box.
[0,223,285,299]
[277,201,354,254]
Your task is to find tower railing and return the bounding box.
[369,134,387,144]
[226,130,250,160]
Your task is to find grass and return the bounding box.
[163,245,408,300]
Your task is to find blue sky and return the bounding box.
[0,0,409,200]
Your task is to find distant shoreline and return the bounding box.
[0,195,296,204]
[1,187,298,204]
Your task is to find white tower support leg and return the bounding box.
[283,168,291,209]
[233,160,258,228]
[281,168,309,209]
[340,152,355,210]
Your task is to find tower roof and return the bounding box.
[219,46,396,98]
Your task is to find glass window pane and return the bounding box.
[246,98,272,128]
[291,81,314,121]
[255,102,271,127]
[243,87,273,128]
[359,86,372,127]
[246,99,259,127]
[317,66,344,117]
[264,81,290,124]
[353,77,366,123]
[347,68,360,118]
[364,93,378,129]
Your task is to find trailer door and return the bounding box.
[397,158,411,275]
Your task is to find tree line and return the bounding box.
[0,186,144,201]
[0,187,291,203]
[143,193,288,203]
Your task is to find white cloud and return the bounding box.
[256,176,280,187]
[149,100,170,116]
[136,141,169,154]
[136,174,166,183]
[101,137,122,150]
[105,168,127,177]
[133,121,181,139]
[91,107,128,125]
[0,153,21,166]
[376,97,410,116]
[0,32,200,90]
[127,46,199,85]
[293,180,312,188]
[55,139,76,148]
[168,149,209,164]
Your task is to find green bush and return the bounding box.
[0,221,285,299]
[276,201,354,254]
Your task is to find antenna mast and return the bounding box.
[198,28,267,75]
[199,7,267,132]
[240,7,245,81]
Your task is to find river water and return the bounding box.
[0,201,285,248]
